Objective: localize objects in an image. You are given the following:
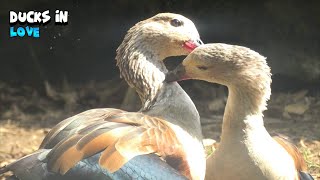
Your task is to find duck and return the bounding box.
[0,13,206,180]
[166,43,314,180]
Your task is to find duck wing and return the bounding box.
[45,112,191,178]
[273,134,314,180]
[40,108,125,149]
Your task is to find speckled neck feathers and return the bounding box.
[116,22,167,110]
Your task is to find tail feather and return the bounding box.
[0,149,51,180]
[299,171,314,180]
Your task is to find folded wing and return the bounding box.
[46,112,189,178]
[273,134,314,180]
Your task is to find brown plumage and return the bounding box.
[40,13,205,179]
[40,108,125,149]
[0,13,206,180]
[45,110,196,179]
[272,135,308,172]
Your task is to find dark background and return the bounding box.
[1,0,319,91]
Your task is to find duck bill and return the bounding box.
[165,64,190,82]
[183,38,204,52]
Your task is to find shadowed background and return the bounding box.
[0,0,319,178]
[1,0,320,86]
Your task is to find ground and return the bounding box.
[0,81,319,179]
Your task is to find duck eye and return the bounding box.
[170,19,183,27]
[197,66,208,70]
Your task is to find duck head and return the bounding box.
[166,43,272,112]
[166,43,271,89]
[117,13,202,59]
[116,13,203,108]
[145,13,203,56]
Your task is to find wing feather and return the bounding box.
[46,112,187,177]
[47,125,133,174]
[40,108,125,149]
[273,134,307,171]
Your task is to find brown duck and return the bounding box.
[0,13,205,180]
[166,43,314,180]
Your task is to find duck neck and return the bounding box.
[117,39,167,110]
[116,33,202,140]
[220,84,270,141]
